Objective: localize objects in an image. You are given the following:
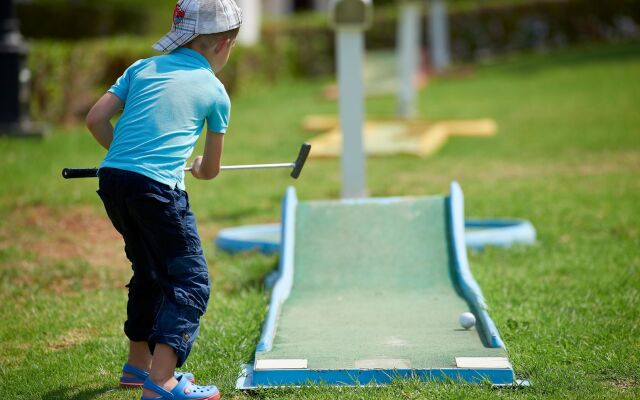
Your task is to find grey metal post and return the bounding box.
[336,30,367,198]
[329,0,373,199]
[397,1,421,119]
[428,0,451,71]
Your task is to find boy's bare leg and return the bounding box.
[124,341,152,377]
[143,344,180,397]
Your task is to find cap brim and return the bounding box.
[152,30,198,52]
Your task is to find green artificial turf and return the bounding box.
[0,42,639,399]
[258,197,506,370]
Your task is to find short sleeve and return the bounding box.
[206,92,231,134]
[107,59,145,102]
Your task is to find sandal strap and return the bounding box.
[120,376,144,383]
[142,379,174,400]
[123,363,150,379]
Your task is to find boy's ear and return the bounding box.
[214,38,231,54]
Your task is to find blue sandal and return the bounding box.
[141,375,220,400]
[120,363,195,389]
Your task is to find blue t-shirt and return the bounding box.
[100,47,230,190]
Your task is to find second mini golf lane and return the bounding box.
[255,196,507,374]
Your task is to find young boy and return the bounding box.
[85,1,242,399]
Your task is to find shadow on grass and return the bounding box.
[216,257,279,296]
[42,384,115,400]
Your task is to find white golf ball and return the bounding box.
[459,312,476,329]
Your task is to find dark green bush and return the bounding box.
[259,0,640,75]
[17,2,152,39]
[447,0,640,61]
[27,0,640,124]
[28,38,156,123]
[27,35,297,124]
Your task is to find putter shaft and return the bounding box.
[184,162,295,172]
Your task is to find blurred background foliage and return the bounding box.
[19,0,640,124]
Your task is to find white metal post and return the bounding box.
[429,0,451,71]
[397,1,421,119]
[336,29,368,198]
[236,0,261,46]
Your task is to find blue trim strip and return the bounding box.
[448,182,504,349]
[237,364,516,390]
[243,366,513,387]
[255,187,297,352]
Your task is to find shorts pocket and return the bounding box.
[141,193,171,204]
[127,191,192,258]
[166,254,210,314]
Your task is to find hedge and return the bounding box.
[27,0,640,124]
[17,2,151,39]
[16,0,543,39]
[27,36,297,124]
[276,0,640,75]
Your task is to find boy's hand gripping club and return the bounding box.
[62,143,311,180]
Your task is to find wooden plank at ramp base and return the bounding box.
[244,185,513,387]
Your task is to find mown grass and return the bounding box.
[1,41,639,399]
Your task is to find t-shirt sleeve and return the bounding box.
[107,59,144,102]
[206,91,231,134]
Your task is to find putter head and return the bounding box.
[291,143,311,179]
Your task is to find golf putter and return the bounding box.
[62,143,311,180]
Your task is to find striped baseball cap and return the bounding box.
[153,0,243,52]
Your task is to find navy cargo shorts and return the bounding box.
[97,167,209,367]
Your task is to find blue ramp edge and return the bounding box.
[255,187,297,353]
[448,182,504,349]
[237,183,517,389]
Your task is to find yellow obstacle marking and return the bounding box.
[303,115,497,158]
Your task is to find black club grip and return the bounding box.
[62,168,98,179]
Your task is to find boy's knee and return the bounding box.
[166,254,210,313]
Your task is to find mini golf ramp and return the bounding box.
[237,182,514,388]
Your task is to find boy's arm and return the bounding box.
[191,131,224,180]
[85,92,124,150]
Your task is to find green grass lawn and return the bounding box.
[1,41,639,399]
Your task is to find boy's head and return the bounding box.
[183,28,240,72]
[153,0,243,55]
